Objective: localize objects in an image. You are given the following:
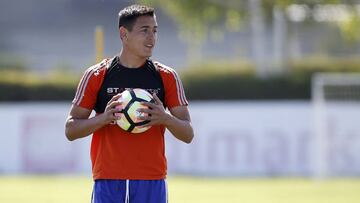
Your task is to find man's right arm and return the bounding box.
[65,94,122,141]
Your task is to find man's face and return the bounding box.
[123,15,158,59]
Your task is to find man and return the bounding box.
[65,4,194,203]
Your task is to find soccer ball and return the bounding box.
[115,88,154,133]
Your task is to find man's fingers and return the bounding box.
[111,93,122,101]
[152,93,162,105]
[109,108,122,114]
[108,101,122,109]
[105,94,122,110]
[109,93,122,103]
[141,101,157,108]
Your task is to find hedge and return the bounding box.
[0,70,78,101]
[182,57,360,100]
[0,57,359,101]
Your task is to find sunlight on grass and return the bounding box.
[0,176,359,203]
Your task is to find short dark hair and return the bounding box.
[118,4,155,31]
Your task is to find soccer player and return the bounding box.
[65,4,194,203]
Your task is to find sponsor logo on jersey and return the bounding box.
[107,87,160,96]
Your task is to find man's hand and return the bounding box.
[137,93,194,144]
[65,93,124,141]
[101,93,123,125]
[137,93,170,127]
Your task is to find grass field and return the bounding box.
[0,176,359,203]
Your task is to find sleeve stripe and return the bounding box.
[175,71,188,105]
[73,68,90,103]
[73,68,96,106]
[72,59,110,107]
[154,61,188,105]
[169,68,188,105]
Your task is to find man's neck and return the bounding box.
[118,50,147,68]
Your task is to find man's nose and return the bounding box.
[147,31,156,40]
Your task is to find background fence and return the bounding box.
[1,101,359,177]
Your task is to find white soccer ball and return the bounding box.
[116,88,154,133]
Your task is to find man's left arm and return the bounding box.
[138,94,194,143]
[165,105,194,143]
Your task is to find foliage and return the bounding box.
[139,0,245,43]
[0,70,78,101]
[139,0,360,43]
[338,12,360,41]
[180,56,360,100]
[1,57,360,101]
[0,54,27,71]
[0,70,78,87]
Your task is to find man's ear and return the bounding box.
[119,27,128,41]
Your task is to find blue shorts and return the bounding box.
[91,179,167,203]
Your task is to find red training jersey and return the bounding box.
[72,57,188,180]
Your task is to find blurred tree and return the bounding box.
[338,7,360,41]
[139,0,359,41]
[264,0,360,41]
[139,0,359,76]
[0,53,27,71]
[138,0,246,63]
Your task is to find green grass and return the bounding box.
[0,176,359,203]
